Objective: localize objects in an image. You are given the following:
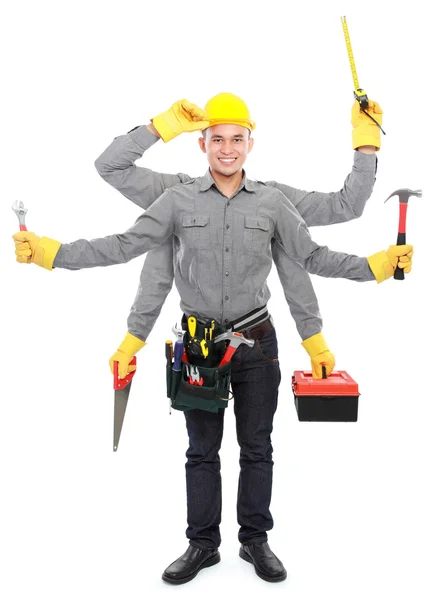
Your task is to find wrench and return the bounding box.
[12,200,28,231]
[172,322,188,369]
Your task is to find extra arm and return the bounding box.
[94,125,193,209]
[266,151,377,226]
[127,239,175,341]
[274,192,375,282]
[53,190,176,270]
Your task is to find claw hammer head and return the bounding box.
[213,331,255,348]
[384,188,422,204]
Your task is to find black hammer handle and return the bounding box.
[394,232,406,281]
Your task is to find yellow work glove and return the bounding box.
[302,332,336,379]
[367,244,413,283]
[13,232,62,270]
[151,99,210,143]
[351,99,383,151]
[109,332,147,379]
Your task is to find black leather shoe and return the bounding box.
[162,545,220,585]
[239,542,287,582]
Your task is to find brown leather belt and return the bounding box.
[240,317,274,341]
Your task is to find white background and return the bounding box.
[1,1,430,598]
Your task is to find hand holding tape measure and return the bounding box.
[341,16,386,140]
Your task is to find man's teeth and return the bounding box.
[219,158,236,163]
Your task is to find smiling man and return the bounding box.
[13,94,413,586]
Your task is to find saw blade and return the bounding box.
[113,381,132,452]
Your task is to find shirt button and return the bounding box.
[225,247,229,252]
[225,272,229,276]
[226,224,230,229]
[225,295,229,300]
[227,202,230,207]
[224,319,229,324]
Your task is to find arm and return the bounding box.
[273,192,413,284]
[271,239,322,340]
[95,125,192,209]
[265,151,377,226]
[271,238,335,379]
[13,190,177,271]
[127,239,175,341]
[107,239,175,378]
[265,100,383,226]
[94,100,209,209]
[53,190,176,270]
[274,193,375,281]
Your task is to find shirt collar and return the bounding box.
[199,169,258,194]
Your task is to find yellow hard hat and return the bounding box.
[204,92,256,131]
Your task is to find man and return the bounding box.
[13,94,413,586]
[93,93,384,381]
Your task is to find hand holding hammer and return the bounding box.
[385,188,422,280]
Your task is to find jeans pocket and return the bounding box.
[255,329,279,363]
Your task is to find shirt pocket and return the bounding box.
[243,215,270,253]
[181,213,210,249]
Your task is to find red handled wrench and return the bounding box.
[12,200,28,231]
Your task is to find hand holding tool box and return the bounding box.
[291,368,360,422]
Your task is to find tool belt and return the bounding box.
[166,306,270,414]
[166,316,231,413]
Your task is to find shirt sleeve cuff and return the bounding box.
[353,150,378,170]
[128,125,161,151]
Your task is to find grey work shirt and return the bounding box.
[54,171,376,328]
[92,126,377,340]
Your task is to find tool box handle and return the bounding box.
[114,356,137,390]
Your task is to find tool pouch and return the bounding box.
[166,317,232,413]
[171,361,231,413]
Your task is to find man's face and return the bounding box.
[198,124,254,177]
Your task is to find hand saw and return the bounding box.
[113,356,137,451]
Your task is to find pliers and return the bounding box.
[186,364,204,386]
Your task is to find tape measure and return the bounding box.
[340,16,368,108]
[341,16,386,134]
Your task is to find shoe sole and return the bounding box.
[239,547,287,583]
[162,553,221,585]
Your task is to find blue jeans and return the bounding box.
[184,326,281,549]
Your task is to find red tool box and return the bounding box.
[291,370,360,422]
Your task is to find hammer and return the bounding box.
[384,188,422,280]
[213,331,255,366]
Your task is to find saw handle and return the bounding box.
[114,356,137,390]
[394,232,406,281]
